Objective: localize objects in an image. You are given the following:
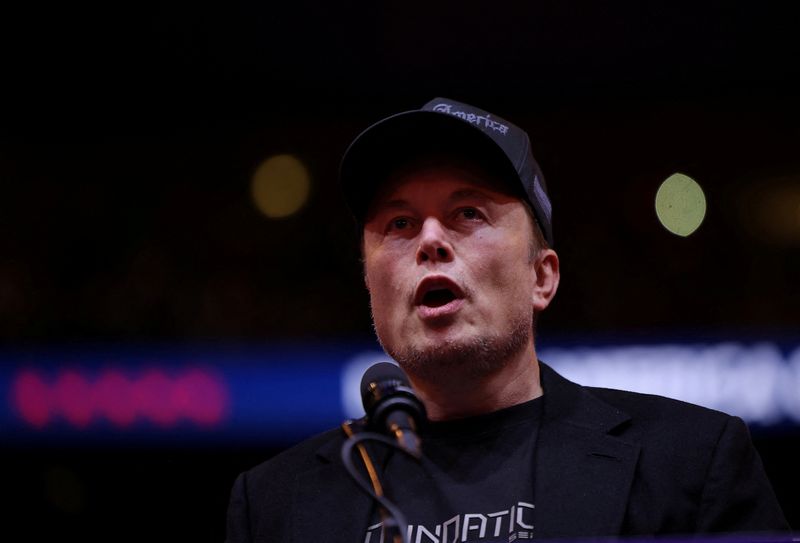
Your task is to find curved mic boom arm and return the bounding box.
[340,428,418,543]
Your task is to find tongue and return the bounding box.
[423,289,456,307]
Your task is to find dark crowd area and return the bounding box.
[2,2,799,540]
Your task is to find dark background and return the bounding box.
[2,1,799,541]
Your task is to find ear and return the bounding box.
[360,238,370,291]
[532,249,560,312]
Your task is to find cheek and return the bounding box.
[468,241,534,300]
[365,256,404,314]
[365,238,417,289]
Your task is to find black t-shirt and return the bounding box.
[364,397,543,543]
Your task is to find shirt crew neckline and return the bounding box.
[422,395,544,441]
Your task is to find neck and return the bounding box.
[408,343,542,421]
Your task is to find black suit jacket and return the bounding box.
[226,363,789,542]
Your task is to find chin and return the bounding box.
[380,318,532,385]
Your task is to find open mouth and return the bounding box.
[421,288,457,308]
[414,276,465,312]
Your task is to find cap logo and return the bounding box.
[432,102,510,136]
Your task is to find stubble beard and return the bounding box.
[372,312,533,386]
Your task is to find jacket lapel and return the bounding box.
[534,363,641,538]
[291,424,379,543]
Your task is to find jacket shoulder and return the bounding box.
[226,427,346,543]
[586,386,734,451]
[587,386,731,425]
[245,426,345,487]
[539,361,734,448]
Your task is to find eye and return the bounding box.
[457,207,482,221]
[388,217,411,231]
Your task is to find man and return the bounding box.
[227,98,790,542]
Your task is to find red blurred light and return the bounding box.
[55,371,94,428]
[175,369,227,425]
[12,370,50,427]
[10,366,229,430]
[93,370,136,427]
[134,370,179,427]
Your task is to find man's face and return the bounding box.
[362,163,542,382]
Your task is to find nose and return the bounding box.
[416,218,454,265]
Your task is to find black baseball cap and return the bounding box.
[339,97,553,246]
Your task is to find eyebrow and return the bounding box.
[448,189,492,203]
[376,199,412,212]
[377,189,493,212]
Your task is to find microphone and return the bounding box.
[360,362,427,459]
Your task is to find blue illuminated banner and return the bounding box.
[2,339,799,446]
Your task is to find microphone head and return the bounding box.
[360,362,426,430]
[360,362,409,400]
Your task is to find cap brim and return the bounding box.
[339,110,525,225]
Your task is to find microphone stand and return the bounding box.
[341,426,419,543]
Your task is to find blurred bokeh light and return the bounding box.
[44,466,86,515]
[655,173,706,237]
[749,177,800,245]
[250,154,311,219]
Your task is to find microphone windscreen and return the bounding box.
[360,362,410,413]
[361,361,407,395]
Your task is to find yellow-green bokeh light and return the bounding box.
[655,173,707,237]
[251,154,311,219]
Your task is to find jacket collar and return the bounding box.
[298,361,641,540]
[534,361,641,538]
